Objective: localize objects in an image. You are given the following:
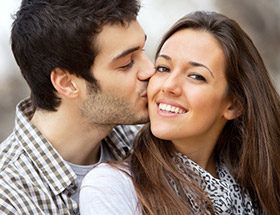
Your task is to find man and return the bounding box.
[0,0,154,214]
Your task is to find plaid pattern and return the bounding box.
[0,98,140,214]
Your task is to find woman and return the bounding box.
[80,11,280,215]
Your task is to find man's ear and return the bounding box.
[223,98,243,120]
[50,68,79,99]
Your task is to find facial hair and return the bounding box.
[80,82,149,126]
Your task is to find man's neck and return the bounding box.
[31,107,113,165]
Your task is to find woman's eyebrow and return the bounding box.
[157,55,214,78]
[157,54,171,61]
[189,61,214,78]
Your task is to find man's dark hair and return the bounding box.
[11,0,140,111]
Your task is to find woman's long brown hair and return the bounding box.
[130,11,280,214]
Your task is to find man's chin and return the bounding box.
[134,114,150,124]
[123,113,149,125]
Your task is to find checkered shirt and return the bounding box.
[0,98,141,214]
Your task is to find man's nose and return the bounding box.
[137,53,155,81]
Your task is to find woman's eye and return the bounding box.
[120,60,134,70]
[189,74,206,81]
[155,66,170,73]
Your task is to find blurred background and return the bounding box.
[0,0,279,141]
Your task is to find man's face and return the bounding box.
[80,20,154,126]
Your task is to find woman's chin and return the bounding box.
[151,126,174,141]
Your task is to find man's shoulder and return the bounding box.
[0,174,47,214]
[0,162,36,214]
[0,132,22,170]
[0,154,60,214]
[111,124,143,137]
[104,124,144,160]
[0,140,77,214]
[0,135,37,197]
[0,134,42,213]
[105,124,142,146]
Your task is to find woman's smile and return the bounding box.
[157,99,188,117]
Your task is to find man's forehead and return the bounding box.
[94,20,146,59]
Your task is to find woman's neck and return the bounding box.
[173,138,218,178]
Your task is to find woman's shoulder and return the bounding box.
[80,163,140,215]
[81,162,132,188]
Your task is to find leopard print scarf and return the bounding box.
[169,153,261,214]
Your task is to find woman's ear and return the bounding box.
[50,68,79,99]
[223,98,243,120]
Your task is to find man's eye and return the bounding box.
[189,74,206,81]
[155,66,169,73]
[120,60,134,69]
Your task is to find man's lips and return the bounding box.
[140,91,147,98]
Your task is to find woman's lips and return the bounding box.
[156,99,188,116]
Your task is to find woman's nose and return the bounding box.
[161,72,182,96]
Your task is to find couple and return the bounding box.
[0,0,279,214]
[80,10,280,215]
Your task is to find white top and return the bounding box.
[80,154,258,215]
[80,163,140,215]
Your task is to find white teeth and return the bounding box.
[166,105,171,111]
[158,103,186,114]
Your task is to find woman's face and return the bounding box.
[148,29,233,150]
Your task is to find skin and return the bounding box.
[31,20,154,165]
[148,29,236,175]
[80,20,153,125]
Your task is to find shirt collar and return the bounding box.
[14,98,77,195]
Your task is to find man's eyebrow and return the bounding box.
[113,46,140,61]
[113,35,147,61]
[157,55,214,78]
